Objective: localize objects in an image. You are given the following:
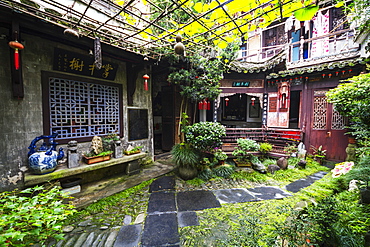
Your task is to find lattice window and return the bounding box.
[48,77,121,140]
[332,107,346,130]
[313,96,327,129]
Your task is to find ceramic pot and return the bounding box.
[178,165,198,180]
[28,150,60,175]
[27,133,64,175]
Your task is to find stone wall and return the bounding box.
[0,27,152,191]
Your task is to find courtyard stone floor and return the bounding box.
[48,155,328,247]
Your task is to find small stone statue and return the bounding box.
[113,140,123,158]
[67,140,79,168]
[297,142,307,158]
[346,143,357,161]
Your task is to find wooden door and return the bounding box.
[309,90,348,161]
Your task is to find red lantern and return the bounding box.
[198,101,203,110]
[8,40,24,70]
[142,74,150,91]
[328,73,332,78]
[225,97,229,106]
[206,100,211,110]
[251,97,256,106]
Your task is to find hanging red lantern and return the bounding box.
[342,70,345,75]
[206,99,211,110]
[322,73,325,78]
[349,69,353,73]
[251,97,256,106]
[202,99,207,110]
[142,74,150,91]
[328,73,332,78]
[8,40,24,70]
[225,98,229,106]
[198,101,203,110]
[336,71,339,76]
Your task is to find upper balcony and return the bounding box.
[235,7,362,72]
[237,28,360,70]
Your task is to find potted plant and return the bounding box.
[82,150,113,164]
[82,136,113,164]
[311,145,327,165]
[232,138,260,167]
[171,143,200,180]
[124,145,143,155]
[214,149,228,165]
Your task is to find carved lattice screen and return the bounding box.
[49,77,120,139]
[312,91,328,130]
[331,107,346,130]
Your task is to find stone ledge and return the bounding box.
[24,152,147,187]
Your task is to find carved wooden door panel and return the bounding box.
[267,81,290,128]
[310,90,347,161]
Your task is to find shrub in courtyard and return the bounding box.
[0,185,76,246]
[213,164,235,178]
[184,121,226,153]
[232,138,260,164]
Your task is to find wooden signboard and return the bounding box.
[53,48,118,81]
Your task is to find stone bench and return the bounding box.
[24,152,147,187]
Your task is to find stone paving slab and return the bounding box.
[247,186,293,200]
[213,188,257,204]
[178,211,199,227]
[177,190,221,211]
[285,171,328,193]
[113,224,142,247]
[149,175,176,193]
[141,213,180,247]
[147,191,176,214]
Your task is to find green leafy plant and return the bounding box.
[0,185,76,246]
[198,167,214,181]
[213,164,235,178]
[232,138,260,164]
[184,121,226,153]
[259,142,273,154]
[311,145,327,163]
[171,143,200,168]
[214,149,228,161]
[83,150,113,158]
[283,143,298,156]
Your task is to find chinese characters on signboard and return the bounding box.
[53,48,118,81]
[232,81,250,87]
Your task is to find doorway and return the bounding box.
[308,89,348,161]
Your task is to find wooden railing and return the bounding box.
[221,128,302,156]
[236,28,358,64]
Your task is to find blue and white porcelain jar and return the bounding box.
[28,133,64,175]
